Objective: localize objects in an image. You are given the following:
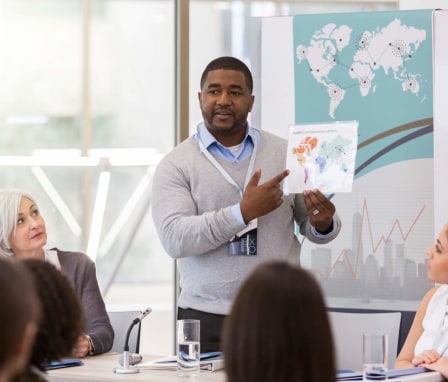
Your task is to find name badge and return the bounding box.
[228,219,257,256]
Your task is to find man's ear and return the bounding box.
[248,95,255,112]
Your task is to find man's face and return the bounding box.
[198,69,254,146]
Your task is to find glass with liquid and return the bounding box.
[363,333,388,381]
[177,319,200,377]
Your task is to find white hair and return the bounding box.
[0,189,37,257]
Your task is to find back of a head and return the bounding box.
[222,261,335,382]
[200,56,253,93]
[20,259,85,370]
[0,258,40,379]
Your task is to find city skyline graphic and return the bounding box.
[306,197,432,304]
[313,198,426,281]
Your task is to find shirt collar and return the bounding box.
[195,122,258,149]
[45,249,61,270]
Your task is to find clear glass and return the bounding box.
[363,334,388,381]
[177,319,200,378]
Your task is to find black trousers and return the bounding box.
[177,307,226,353]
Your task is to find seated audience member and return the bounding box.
[221,260,336,382]
[395,223,448,369]
[14,259,85,382]
[0,189,113,357]
[0,259,40,382]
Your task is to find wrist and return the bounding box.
[86,334,95,356]
[315,220,334,235]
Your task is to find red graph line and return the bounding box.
[314,198,426,280]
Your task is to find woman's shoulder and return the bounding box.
[418,285,444,313]
[426,284,447,299]
[422,285,440,301]
[52,248,94,267]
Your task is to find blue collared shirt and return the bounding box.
[194,122,260,162]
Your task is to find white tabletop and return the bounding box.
[391,372,442,382]
[47,353,226,382]
[46,352,443,382]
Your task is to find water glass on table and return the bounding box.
[177,319,200,378]
[363,333,388,381]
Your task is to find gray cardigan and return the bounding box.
[55,248,114,354]
[152,128,342,315]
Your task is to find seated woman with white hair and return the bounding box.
[0,188,114,358]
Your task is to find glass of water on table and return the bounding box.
[177,319,200,378]
[363,333,388,381]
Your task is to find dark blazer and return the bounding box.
[55,248,114,354]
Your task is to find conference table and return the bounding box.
[47,352,443,382]
[47,353,225,382]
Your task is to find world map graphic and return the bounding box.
[295,18,427,119]
[285,121,358,194]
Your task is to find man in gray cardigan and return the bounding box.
[152,56,342,352]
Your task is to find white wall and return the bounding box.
[399,0,447,9]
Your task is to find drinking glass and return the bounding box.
[177,319,200,378]
[363,333,388,381]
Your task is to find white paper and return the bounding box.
[137,355,224,372]
[284,121,358,194]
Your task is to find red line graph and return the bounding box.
[314,198,426,280]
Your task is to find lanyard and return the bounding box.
[198,137,258,199]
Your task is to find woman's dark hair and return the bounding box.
[0,258,40,368]
[200,56,253,93]
[222,261,335,382]
[21,259,85,370]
